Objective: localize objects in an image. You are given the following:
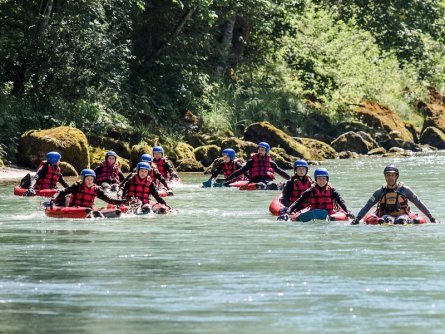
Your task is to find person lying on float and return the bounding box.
[24,151,69,196]
[93,150,125,191]
[121,162,170,214]
[207,148,248,185]
[52,169,127,208]
[279,168,354,220]
[223,142,290,190]
[152,146,179,182]
[351,165,438,225]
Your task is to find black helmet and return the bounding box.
[384,165,399,175]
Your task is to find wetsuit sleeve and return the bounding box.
[30,164,48,188]
[355,188,384,221]
[53,183,78,202]
[149,182,167,205]
[281,180,293,207]
[225,159,253,182]
[287,188,311,213]
[58,174,69,188]
[331,188,349,212]
[117,170,125,183]
[400,185,434,218]
[210,162,224,179]
[155,170,169,189]
[270,161,290,180]
[122,180,130,197]
[97,188,127,205]
[121,171,134,187]
[93,165,102,176]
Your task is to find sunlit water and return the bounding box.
[1,153,445,333]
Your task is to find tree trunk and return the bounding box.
[216,16,236,74]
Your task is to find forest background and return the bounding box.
[1,0,444,162]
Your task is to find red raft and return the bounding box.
[363,212,426,225]
[44,206,121,219]
[14,186,59,198]
[269,194,285,216]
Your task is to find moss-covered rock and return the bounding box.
[0,158,4,167]
[117,158,131,173]
[193,145,221,167]
[129,142,153,169]
[220,137,257,160]
[17,126,89,171]
[331,131,377,154]
[204,157,224,175]
[419,87,445,134]
[244,122,312,160]
[337,151,359,159]
[185,134,208,148]
[270,148,294,169]
[176,158,204,172]
[368,147,387,155]
[59,161,78,176]
[174,142,196,161]
[296,138,336,160]
[420,127,445,149]
[89,147,108,169]
[88,135,131,159]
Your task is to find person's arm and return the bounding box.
[155,170,170,189]
[281,180,293,207]
[331,188,350,213]
[97,188,127,205]
[270,161,290,180]
[120,170,134,187]
[400,185,435,221]
[210,162,224,180]
[287,188,311,213]
[149,183,167,205]
[53,182,78,204]
[117,170,125,183]
[355,188,384,221]
[58,173,69,188]
[225,160,253,182]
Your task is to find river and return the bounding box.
[1,153,444,333]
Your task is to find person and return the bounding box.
[351,165,438,225]
[121,162,170,213]
[152,146,179,181]
[208,148,247,185]
[23,151,69,196]
[121,154,173,196]
[279,168,354,220]
[223,142,290,189]
[279,159,313,214]
[52,169,127,209]
[94,151,125,190]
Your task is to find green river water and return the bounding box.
[1,153,445,333]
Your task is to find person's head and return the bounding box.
[81,169,96,187]
[314,168,329,187]
[222,148,236,163]
[153,146,164,159]
[257,142,270,156]
[46,151,61,165]
[105,151,118,165]
[136,162,151,178]
[140,154,153,164]
[294,159,309,177]
[384,164,399,187]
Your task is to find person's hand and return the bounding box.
[223,181,230,187]
[350,218,360,225]
[277,214,289,221]
[166,189,174,196]
[279,207,288,215]
[24,188,36,196]
[346,211,355,219]
[430,216,439,223]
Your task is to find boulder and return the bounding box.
[331,131,376,154]
[88,135,131,159]
[193,145,221,167]
[130,142,153,169]
[270,147,296,169]
[220,137,257,160]
[185,134,207,148]
[17,126,89,172]
[176,158,204,172]
[337,151,359,159]
[89,147,108,169]
[118,158,131,173]
[204,157,224,175]
[244,122,312,160]
[352,101,413,142]
[419,127,445,149]
[174,142,196,161]
[0,159,4,167]
[59,161,78,177]
[367,147,386,155]
[296,138,336,160]
[419,87,445,133]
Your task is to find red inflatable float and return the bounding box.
[363,211,426,225]
[107,201,171,215]
[14,186,59,198]
[269,194,285,216]
[44,205,121,219]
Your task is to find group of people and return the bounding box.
[21,146,178,214]
[207,141,439,224]
[20,140,439,224]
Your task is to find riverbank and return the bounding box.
[0,166,32,181]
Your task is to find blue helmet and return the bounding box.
[222,148,236,160]
[294,159,308,169]
[105,151,118,159]
[137,162,152,171]
[81,169,96,180]
[153,146,164,154]
[46,151,61,165]
[314,168,329,180]
[140,154,153,163]
[258,142,270,153]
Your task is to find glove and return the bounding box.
[279,207,288,215]
[346,211,355,219]
[166,189,174,196]
[277,214,289,221]
[430,217,439,223]
[350,218,360,225]
[24,188,36,196]
[222,181,231,187]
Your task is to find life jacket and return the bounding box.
[96,162,120,184]
[153,157,170,179]
[290,176,312,202]
[69,183,97,208]
[249,153,274,181]
[377,185,410,217]
[309,185,335,213]
[34,162,61,190]
[127,175,152,204]
[223,158,245,180]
